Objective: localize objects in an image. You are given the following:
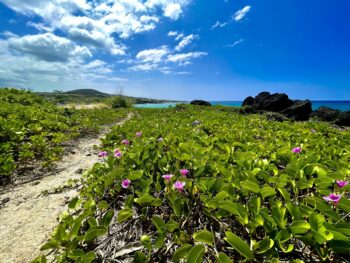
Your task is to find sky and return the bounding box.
[0,0,349,100]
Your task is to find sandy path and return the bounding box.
[0,113,132,263]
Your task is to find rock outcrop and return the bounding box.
[190,100,212,106]
[242,92,312,121]
[312,107,350,126]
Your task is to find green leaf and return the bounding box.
[152,216,167,233]
[193,230,214,246]
[40,240,58,250]
[217,252,233,263]
[134,251,147,263]
[186,244,205,263]
[102,210,114,227]
[290,220,311,235]
[68,197,79,209]
[255,237,274,254]
[173,244,192,262]
[118,208,133,223]
[224,232,254,260]
[85,251,96,263]
[260,186,276,199]
[134,194,162,207]
[84,226,107,242]
[241,180,260,193]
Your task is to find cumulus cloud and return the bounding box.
[0,0,191,54]
[164,3,182,20]
[7,33,91,62]
[168,31,178,37]
[136,46,169,63]
[167,52,207,66]
[175,34,198,51]
[233,6,251,21]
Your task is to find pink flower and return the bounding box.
[180,169,189,177]
[292,147,302,154]
[323,193,342,205]
[121,179,131,189]
[98,151,108,157]
[157,137,163,142]
[336,180,349,188]
[173,181,185,192]
[136,132,142,137]
[311,129,317,133]
[162,174,173,182]
[114,148,122,158]
[122,139,130,145]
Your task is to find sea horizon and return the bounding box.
[136,100,350,111]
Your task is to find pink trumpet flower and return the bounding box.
[323,193,342,205]
[98,151,108,157]
[292,147,302,154]
[136,132,142,137]
[336,180,349,188]
[180,169,189,177]
[114,148,122,158]
[162,174,173,182]
[121,179,131,189]
[157,137,163,142]
[122,139,130,145]
[173,181,185,192]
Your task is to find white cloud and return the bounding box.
[0,0,191,55]
[233,6,251,21]
[136,46,169,63]
[164,3,182,20]
[175,34,198,51]
[211,21,227,30]
[224,39,244,47]
[168,31,178,37]
[7,33,91,62]
[167,52,207,66]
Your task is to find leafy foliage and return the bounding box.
[40,105,350,262]
[0,88,128,183]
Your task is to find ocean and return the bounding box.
[136,101,350,111]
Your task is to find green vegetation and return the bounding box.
[0,88,128,184]
[37,89,177,105]
[39,105,350,262]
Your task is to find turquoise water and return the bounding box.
[135,101,350,111]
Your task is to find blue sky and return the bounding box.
[0,0,349,100]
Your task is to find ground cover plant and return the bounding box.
[0,88,128,184]
[38,105,350,262]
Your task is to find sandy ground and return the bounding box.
[0,114,132,263]
[61,103,108,109]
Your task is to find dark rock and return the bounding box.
[76,168,83,174]
[260,93,293,112]
[281,100,312,121]
[311,107,341,122]
[242,96,255,106]
[254,92,271,105]
[338,111,350,126]
[190,100,212,106]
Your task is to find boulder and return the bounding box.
[190,100,212,106]
[281,100,312,121]
[242,96,255,106]
[242,92,293,112]
[260,93,293,112]
[311,107,341,122]
[338,111,350,126]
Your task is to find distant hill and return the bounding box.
[37,89,179,105]
[64,89,111,97]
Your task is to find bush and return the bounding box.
[110,96,133,108]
